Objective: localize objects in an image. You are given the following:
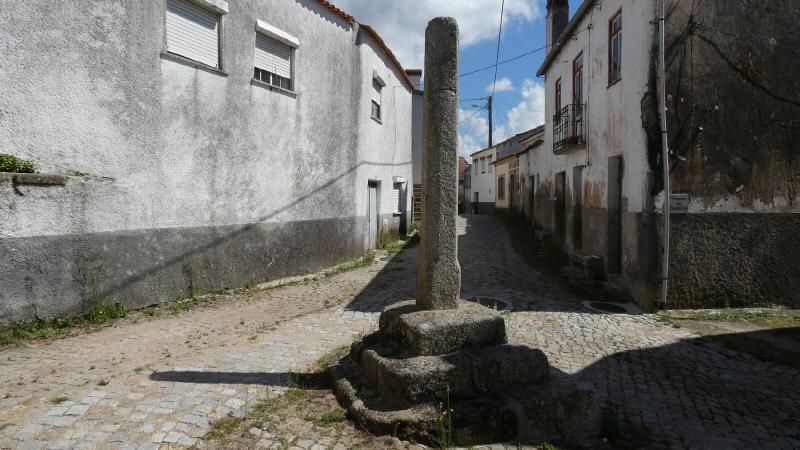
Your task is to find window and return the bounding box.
[481,157,486,173]
[254,34,293,90]
[474,162,479,174]
[488,155,493,173]
[555,78,562,115]
[609,11,622,85]
[371,79,382,121]
[392,183,402,213]
[498,176,505,200]
[573,52,584,107]
[165,0,224,68]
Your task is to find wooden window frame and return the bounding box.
[572,52,584,107]
[608,9,622,86]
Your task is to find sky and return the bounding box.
[331,0,580,162]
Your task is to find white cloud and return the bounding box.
[486,77,515,93]
[458,107,510,160]
[506,79,545,134]
[331,0,541,69]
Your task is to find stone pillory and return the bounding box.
[331,17,601,446]
[416,17,461,311]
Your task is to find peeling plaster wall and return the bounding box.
[653,0,800,308]
[535,0,657,305]
[0,0,413,323]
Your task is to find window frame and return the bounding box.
[573,52,584,107]
[555,78,562,114]
[163,0,227,72]
[371,75,386,123]
[498,175,505,200]
[608,9,622,86]
[253,21,299,94]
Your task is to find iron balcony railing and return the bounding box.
[553,104,586,153]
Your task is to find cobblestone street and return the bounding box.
[1,215,799,449]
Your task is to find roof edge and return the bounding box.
[537,0,595,77]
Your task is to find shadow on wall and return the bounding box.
[1,159,410,323]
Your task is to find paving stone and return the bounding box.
[0,216,797,450]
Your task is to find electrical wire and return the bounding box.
[489,0,507,99]
[458,106,487,127]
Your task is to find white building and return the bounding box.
[0,0,418,322]
[467,147,496,214]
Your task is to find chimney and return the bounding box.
[546,0,569,50]
[406,69,422,90]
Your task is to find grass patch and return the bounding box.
[308,345,350,374]
[383,233,420,256]
[0,303,128,347]
[48,396,68,405]
[0,153,37,173]
[205,415,243,441]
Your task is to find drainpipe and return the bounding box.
[658,0,671,306]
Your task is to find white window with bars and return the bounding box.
[165,0,224,68]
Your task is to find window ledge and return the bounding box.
[250,78,297,98]
[189,0,229,15]
[393,212,403,217]
[371,116,383,125]
[160,51,228,77]
[0,172,68,186]
[607,78,621,89]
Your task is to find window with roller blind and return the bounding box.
[254,34,294,91]
[371,78,382,121]
[392,183,402,213]
[165,0,223,69]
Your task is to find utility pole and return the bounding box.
[658,0,671,306]
[487,95,493,147]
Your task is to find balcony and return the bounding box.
[553,104,586,154]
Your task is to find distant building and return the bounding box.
[517,126,545,223]
[458,156,468,213]
[468,147,496,214]
[492,153,519,214]
[534,0,800,310]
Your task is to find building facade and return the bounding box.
[0,0,416,323]
[534,0,800,310]
[468,147,496,214]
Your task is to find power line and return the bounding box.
[490,0,507,99]
[458,106,486,127]
[459,97,488,102]
[459,44,548,79]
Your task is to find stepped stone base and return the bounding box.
[354,340,549,404]
[331,358,601,446]
[330,299,601,445]
[378,300,507,355]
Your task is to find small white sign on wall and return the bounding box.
[669,193,689,213]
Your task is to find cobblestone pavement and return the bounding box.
[2,215,799,449]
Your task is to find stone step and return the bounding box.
[378,300,507,356]
[330,357,601,447]
[354,342,550,404]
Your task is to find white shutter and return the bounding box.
[166,0,220,68]
[392,184,402,213]
[371,79,382,105]
[255,34,292,79]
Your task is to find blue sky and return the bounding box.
[331,0,580,161]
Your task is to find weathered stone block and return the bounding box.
[379,300,506,355]
[357,343,549,404]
